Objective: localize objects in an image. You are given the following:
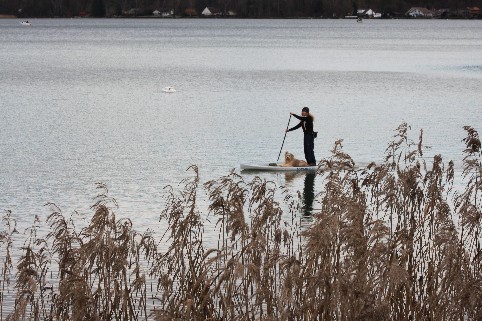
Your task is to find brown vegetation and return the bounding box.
[0,124,481,320]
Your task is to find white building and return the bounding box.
[357,9,376,18]
[161,9,174,17]
[202,7,221,16]
[406,7,434,18]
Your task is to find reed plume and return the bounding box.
[1,124,481,321]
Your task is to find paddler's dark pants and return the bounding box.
[304,133,316,165]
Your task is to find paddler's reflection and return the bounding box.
[302,172,316,216]
[283,171,316,216]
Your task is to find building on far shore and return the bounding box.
[405,7,434,18]
[345,9,381,19]
[357,9,374,18]
[160,8,174,17]
[152,9,173,17]
[468,6,480,17]
[202,7,221,16]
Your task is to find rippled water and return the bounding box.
[1,17,482,318]
[1,18,481,242]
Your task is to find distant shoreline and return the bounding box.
[4,15,482,20]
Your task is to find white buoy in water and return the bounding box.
[162,86,176,93]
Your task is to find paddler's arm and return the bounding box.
[286,122,302,132]
[290,113,308,121]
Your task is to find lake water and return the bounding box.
[1,18,482,239]
[1,17,482,318]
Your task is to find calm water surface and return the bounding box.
[1,17,481,316]
[1,18,482,236]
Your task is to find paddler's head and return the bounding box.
[301,107,309,117]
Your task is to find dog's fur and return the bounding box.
[281,152,309,167]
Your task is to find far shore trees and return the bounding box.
[91,0,106,17]
[2,0,482,18]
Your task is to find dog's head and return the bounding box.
[285,152,294,162]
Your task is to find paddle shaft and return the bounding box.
[277,115,292,163]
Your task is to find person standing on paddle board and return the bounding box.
[285,107,317,166]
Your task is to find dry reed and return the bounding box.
[0,124,480,320]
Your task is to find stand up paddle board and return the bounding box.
[240,163,317,172]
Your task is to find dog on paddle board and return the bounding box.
[281,152,309,167]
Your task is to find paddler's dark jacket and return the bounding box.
[288,114,314,134]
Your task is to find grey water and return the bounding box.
[1,18,482,238]
[1,17,482,318]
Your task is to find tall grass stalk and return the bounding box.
[1,124,481,320]
[1,211,16,321]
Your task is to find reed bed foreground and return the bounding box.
[1,124,481,321]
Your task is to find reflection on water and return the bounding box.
[283,171,317,218]
[283,171,299,183]
[302,172,316,217]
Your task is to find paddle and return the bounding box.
[273,114,292,165]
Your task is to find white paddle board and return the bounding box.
[240,163,317,172]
